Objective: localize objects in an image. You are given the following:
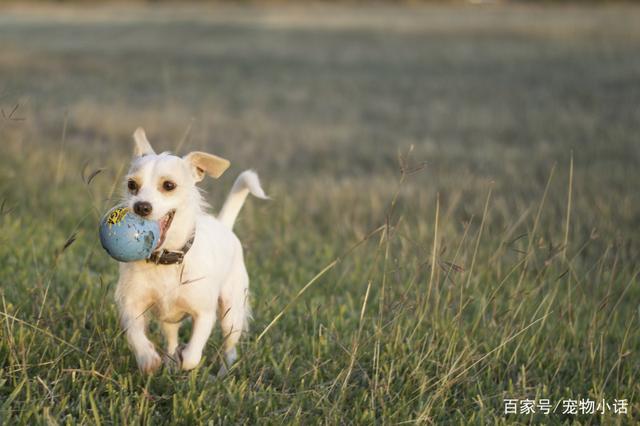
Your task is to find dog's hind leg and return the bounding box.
[217,264,250,377]
[161,321,180,355]
[161,321,181,368]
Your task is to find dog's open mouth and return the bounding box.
[157,210,175,248]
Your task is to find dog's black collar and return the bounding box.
[147,233,195,265]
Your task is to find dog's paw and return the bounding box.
[163,345,184,372]
[180,347,202,371]
[136,349,162,374]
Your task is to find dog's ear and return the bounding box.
[183,151,230,181]
[132,127,155,157]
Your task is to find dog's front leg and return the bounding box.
[180,311,215,370]
[120,306,161,374]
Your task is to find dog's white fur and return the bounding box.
[115,127,267,375]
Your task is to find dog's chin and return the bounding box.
[156,209,175,248]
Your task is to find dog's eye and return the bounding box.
[127,179,138,193]
[163,181,176,191]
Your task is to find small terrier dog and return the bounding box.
[115,127,267,375]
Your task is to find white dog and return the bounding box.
[114,127,267,375]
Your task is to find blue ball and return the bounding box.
[99,206,160,262]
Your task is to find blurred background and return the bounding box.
[1,2,638,230]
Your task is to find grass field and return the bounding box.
[0,3,639,424]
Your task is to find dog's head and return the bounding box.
[123,127,230,249]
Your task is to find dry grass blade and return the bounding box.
[0,311,93,360]
[55,112,68,187]
[0,198,15,216]
[562,151,573,261]
[1,103,25,121]
[256,259,338,343]
[463,185,493,290]
[61,232,77,252]
[86,168,105,186]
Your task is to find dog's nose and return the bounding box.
[133,201,153,217]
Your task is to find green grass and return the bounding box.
[1,3,639,424]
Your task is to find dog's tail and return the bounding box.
[218,170,268,229]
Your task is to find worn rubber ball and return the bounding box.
[99,206,160,262]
